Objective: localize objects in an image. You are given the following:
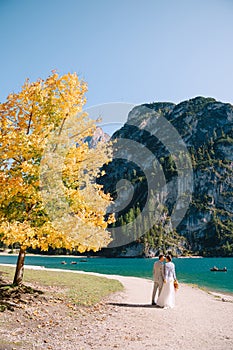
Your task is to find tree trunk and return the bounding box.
[13,247,26,285]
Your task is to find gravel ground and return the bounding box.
[1,273,233,350]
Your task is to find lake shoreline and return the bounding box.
[1,254,232,295]
[0,251,88,258]
[0,251,221,260]
[1,262,233,300]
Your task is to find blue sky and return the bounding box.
[1,0,233,118]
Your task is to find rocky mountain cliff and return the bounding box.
[84,127,110,148]
[99,97,233,257]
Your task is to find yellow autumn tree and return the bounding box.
[0,72,114,285]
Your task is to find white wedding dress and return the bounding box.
[157,261,176,308]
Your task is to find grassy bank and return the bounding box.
[0,265,124,306]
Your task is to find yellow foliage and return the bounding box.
[0,72,114,253]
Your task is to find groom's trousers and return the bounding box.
[152,281,163,303]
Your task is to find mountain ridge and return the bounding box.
[99,96,233,257]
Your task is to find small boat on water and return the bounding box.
[61,261,67,265]
[210,266,227,272]
[80,259,88,262]
[70,261,77,265]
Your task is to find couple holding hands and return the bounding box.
[151,254,178,308]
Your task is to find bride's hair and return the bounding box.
[166,254,172,262]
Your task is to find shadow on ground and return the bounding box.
[0,270,44,312]
[108,302,162,308]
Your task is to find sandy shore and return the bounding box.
[1,264,233,349]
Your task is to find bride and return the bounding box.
[157,254,177,308]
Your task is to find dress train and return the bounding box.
[156,277,175,308]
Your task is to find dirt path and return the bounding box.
[1,270,233,350]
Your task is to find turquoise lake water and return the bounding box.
[0,255,233,294]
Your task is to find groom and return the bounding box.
[151,254,165,305]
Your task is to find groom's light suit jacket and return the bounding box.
[153,260,165,288]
